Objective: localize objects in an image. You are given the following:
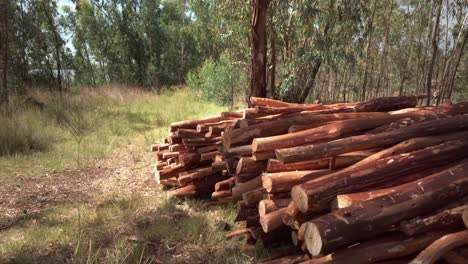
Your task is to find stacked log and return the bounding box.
[150,95,468,263]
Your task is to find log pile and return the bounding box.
[151,95,468,263]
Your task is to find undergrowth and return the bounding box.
[0,86,224,181]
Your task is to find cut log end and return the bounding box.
[262,174,273,192]
[304,223,322,256]
[463,208,468,228]
[291,186,309,213]
[252,138,259,153]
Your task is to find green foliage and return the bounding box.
[187,53,246,105]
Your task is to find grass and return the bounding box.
[0,193,254,263]
[0,86,225,181]
[0,86,266,263]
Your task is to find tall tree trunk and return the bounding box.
[447,31,467,99]
[440,12,468,101]
[425,0,443,106]
[376,0,394,97]
[1,0,9,103]
[249,0,269,105]
[268,12,276,99]
[42,0,63,96]
[360,0,377,101]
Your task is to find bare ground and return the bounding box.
[0,138,158,236]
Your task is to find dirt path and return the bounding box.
[0,138,159,231]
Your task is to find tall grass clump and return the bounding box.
[0,104,57,155]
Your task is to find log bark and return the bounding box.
[170,115,236,132]
[348,131,468,170]
[266,155,365,173]
[243,188,267,206]
[259,198,291,217]
[235,157,268,182]
[155,164,185,183]
[222,145,253,158]
[368,114,442,134]
[410,230,468,264]
[301,232,446,264]
[211,190,232,200]
[176,128,203,138]
[235,200,258,222]
[353,95,417,112]
[252,151,276,161]
[443,250,468,264]
[302,161,468,256]
[262,170,330,194]
[400,205,468,236]
[288,122,335,133]
[200,150,219,161]
[292,141,468,213]
[252,114,407,153]
[224,228,252,239]
[196,145,219,154]
[260,207,288,233]
[214,177,233,192]
[463,208,468,228]
[276,115,468,164]
[232,176,263,201]
[250,96,302,107]
[224,112,392,148]
[330,164,459,210]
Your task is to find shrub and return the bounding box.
[187,52,246,105]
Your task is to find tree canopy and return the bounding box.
[0,0,467,104]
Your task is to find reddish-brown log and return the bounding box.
[288,122,335,133]
[292,141,468,213]
[176,128,203,138]
[214,177,234,192]
[162,151,179,159]
[277,115,468,164]
[235,200,258,222]
[200,150,219,161]
[232,176,263,201]
[348,131,468,170]
[252,151,277,161]
[301,232,446,264]
[262,170,330,194]
[443,250,468,264]
[250,96,303,107]
[156,143,170,151]
[155,164,185,183]
[243,188,267,206]
[259,198,291,217]
[170,115,237,132]
[211,190,232,200]
[223,144,253,158]
[224,112,392,148]
[224,228,252,239]
[196,145,218,154]
[463,208,468,228]
[260,207,288,233]
[400,205,468,236]
[252,114,408,153]
[235,157,267,183]
[302,161,468,256]
[410,230,468,264]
